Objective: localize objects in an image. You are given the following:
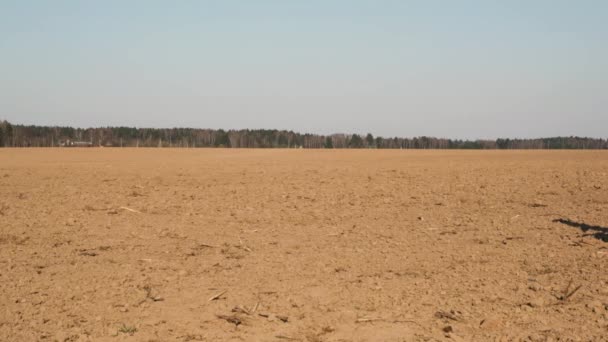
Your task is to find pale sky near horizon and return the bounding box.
[1,1,606,139]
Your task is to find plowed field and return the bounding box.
[1,149,607,341]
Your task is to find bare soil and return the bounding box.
[1,149,607,341]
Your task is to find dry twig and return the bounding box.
[208,290,227,301]
[232,306,251,315]
[434,310,461,321]
[554,280,583,301]
[216,314,241,326]
[119,206,141,213]
[356,317,422,327]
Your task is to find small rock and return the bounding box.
[528,283,543,292]
[321,326,335,333]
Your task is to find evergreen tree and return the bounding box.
[349,134,364,148]
[375,136,383,148]
[277,133,288,147]
[365,133,375,147]
[214,129,230,147]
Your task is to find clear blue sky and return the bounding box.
[1,1,606,139]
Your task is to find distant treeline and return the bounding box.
[0,120,606,149]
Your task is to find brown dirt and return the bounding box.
[1,149,607,341]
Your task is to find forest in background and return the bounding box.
[1,120,606,149]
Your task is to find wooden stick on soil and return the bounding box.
[119,206,142,213]
[208,290,227,301]
[563,284,582,301]
[356,317,383,323]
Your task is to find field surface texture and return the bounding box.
[1,149,607,341]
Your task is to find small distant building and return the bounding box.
[59,140,94,147]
